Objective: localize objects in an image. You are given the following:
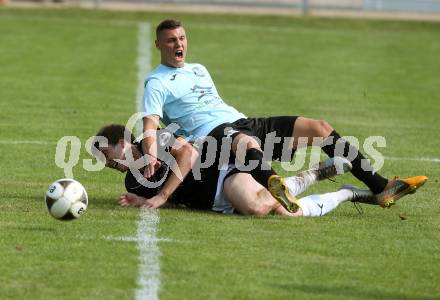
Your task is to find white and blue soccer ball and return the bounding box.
[45,179,88,220]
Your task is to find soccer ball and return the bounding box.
[45,178,88,221]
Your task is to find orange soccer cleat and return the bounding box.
[376,175,428,208]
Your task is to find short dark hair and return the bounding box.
[93,124,135,150]
[156,19,183,37]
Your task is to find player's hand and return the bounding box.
[143,194,167,209]
[143,155,161,178]
[118,193,146,207]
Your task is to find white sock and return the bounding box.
[298,189,353,217]
[284,170,318,196]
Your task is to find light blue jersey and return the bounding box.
[143,63,246,140]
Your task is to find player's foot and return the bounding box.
[284,157,352,196]
[311,156,352,181]
[376,176,428,208]
[268,175,300,213]
[339,185,376,204]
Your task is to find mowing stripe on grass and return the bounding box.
[134,22,161,300]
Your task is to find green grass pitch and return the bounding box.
[1,7,440,300]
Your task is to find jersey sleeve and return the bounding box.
[156,127,179,166]
[143,78,168,118]
[124,171,158,198]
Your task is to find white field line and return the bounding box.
[384,156,440,163]
[0,140,56,145]
[135,22,161,300]
[1,138,439,165]
[136,208,161,300]
[136,22,151,134]
[0,14,138,27]
[104,235,173,243]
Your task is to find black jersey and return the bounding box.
[124,129,218,210]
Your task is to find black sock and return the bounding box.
[321,130,388,194]
[241,148,277,188]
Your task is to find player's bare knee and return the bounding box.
[180,142,193,156]
[246,204,267,216]
[177,142,195,164]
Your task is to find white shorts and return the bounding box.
[211,164,237,214]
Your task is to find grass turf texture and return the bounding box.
[1,7,439,300]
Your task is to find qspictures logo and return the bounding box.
[54,113,387,188]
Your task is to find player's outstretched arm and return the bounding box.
[142,115,161,178]
[144,138,198,209]
[118,193,176,208]
[119,193,147,207]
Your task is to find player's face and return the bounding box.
[156,27,187,68]
[100,140,129,173]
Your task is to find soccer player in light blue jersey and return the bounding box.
[140,19,427,212]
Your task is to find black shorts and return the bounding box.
[206,116,298,162]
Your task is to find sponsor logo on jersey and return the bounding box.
[192,66,205,77]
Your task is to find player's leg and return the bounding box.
[285,156,352,196]
[291,117,389,193]
[224,173,371,217]
[292,117,428,206]
[227,118,349,213]
[223,173,283,216]
[231,116,348,212]
[296,186,376,217]
[279,185,375,217]
[205,122,300,213]
[230,133,300,213]
[297,190,353,217]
